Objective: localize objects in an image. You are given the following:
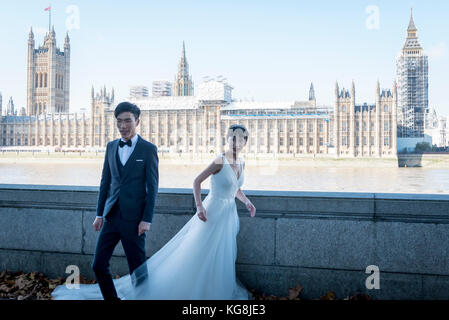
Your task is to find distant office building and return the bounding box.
[197,78,233,103]
[152,81,172,97]
[129,86,149,99]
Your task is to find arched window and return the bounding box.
[35,73,38,88]
[56,74,59,89]
[39,103,42,114]
[61,76,63,89]
[384,105,388,113]
[39,73,43,87]
[44,73,47,87]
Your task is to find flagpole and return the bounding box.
[48,4,51,31]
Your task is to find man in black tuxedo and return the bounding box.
[91,102,159,300]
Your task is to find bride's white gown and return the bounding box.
[52,155,252,300]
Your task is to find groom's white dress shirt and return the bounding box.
[96,134,138,219]
[118,133,138,166]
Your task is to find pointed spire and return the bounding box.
[28,27,35,48]
[111,88,115,102]
[65,31,70,43]
[407,7,417,31]
[91,86,95,99]
[351,80,355,100]
[309,82,315,101]
[182,40,186,60]
[376,79,380,96]
[174,41,193,96]
[402,7,421,52]
[393,80,398,96]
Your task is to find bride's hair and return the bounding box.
[227,124,249,143]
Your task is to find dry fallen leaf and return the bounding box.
[288,284,303,300]
[0,269,371,300]
[320,291,336,300]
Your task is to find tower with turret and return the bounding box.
[375,80,398,156]
[334,80,397,158]
[26,26,70,116]
[334,81,355,156]
[90,86,115,146]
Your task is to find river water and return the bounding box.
[0,160,448,194]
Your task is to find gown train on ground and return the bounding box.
[52,155,252,300]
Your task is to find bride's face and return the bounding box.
[227,130,247,152]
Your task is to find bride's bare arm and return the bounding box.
[235,160,248,204]
[235,189,250,205]
[193,157,223,221]
[236,189,256,217]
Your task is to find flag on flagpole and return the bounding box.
[45,5,51,31]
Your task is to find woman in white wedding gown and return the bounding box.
[51,124,256,300]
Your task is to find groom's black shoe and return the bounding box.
[93,267,121,301]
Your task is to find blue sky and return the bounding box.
[0,0,448,115]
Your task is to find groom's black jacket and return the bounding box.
[96,134,159,223]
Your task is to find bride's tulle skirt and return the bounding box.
[51,194,252,300]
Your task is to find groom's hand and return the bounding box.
[138,221,151,236]
[93,217,103,231]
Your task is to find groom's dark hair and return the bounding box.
[114,102,141,120]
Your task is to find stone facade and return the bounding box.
[2,184,449,299]
[334,81,397,158]
[0,29,397,158]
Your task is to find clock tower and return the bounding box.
[396,8,429,138]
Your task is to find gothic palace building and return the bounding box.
[0,27,398,158]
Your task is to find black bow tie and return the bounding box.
[119,139,132,148]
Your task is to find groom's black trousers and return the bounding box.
[91,200,147,300]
